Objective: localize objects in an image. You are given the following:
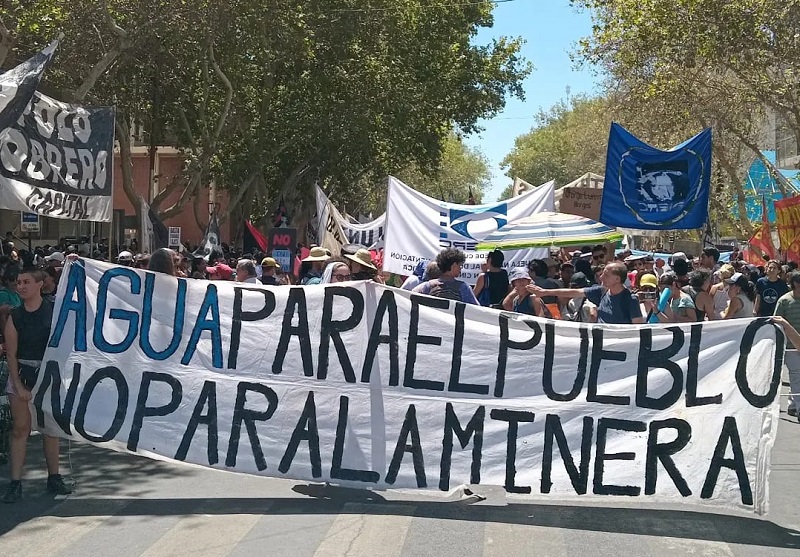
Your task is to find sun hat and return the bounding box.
[508,267,531,283]
[302,246,331,262]
[344,248,376,270]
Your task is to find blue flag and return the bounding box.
[600,123,712,229]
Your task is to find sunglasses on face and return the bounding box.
[333,273,352,281]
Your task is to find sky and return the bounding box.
[463,0,600,201]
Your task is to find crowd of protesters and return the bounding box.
[3,229,800,503]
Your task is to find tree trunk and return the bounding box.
[115,118,143,249]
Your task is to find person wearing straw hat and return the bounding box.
[301,247,330,285]
[344,248,380,282]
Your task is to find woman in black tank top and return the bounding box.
[3,267,72,503]
[474,250,510,306]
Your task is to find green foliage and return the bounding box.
[1,0,531,226]
[501,95,609,187]
[395,133,492,204]
[572,0,800,233]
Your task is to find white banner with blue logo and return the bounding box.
[600,123,712,230]
[383,177,554,283]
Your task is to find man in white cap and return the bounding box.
[301,247,330,285]
[44,251,65,268]
[117,250,134,266]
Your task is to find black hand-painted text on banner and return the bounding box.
[38,260,783,513]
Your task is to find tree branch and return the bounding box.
[0,16,15,68]
[157,173,201,221]
[208,42,233,148]
[221,171,260,220]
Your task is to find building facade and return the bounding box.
[0,145,233,253]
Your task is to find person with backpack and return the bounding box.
[562,272,596,322]
[413,248,478,304]
[528,262,643,324]
[473,250,510,307]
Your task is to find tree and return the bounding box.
[501,95,609,187]
[1,0,531,239]
[394,134,492,204]
[573,0,800,233]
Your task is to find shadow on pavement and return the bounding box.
[1,438,798,551]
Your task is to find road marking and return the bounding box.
[140,512,261,557]
[647,535,736,556]
[3,500,130,557]
[484,522,568,557]
[313,503,413,557]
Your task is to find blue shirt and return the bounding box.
[756,277,789,317]
[583,285,642,324]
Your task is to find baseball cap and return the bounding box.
[45,251,65,263]
[638,273,658,289]
[261,257,280,268]
[570,271,589,288]
[118,250,133,261]
[207,263,234,280]
[509,267,531,283]
[724,272,745,285]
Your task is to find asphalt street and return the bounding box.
[1,389,799,557]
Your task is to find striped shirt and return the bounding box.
[773,291,800,348]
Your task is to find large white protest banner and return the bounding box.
[315,186,385,251]
[38,260,782,513]
[383,177,555,283]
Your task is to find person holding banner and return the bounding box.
[3,268,71,503]
[773,272,800,419]
[320,261,352,284]
[413,248,478,304]
[344,248,382,283]
[502,267,545,316]
[529,262,643,324]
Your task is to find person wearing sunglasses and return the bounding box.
[591,245,607,263]
[320,261,352,284]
